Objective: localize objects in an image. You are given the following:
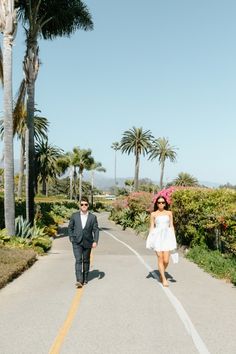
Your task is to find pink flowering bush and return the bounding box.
[127,191,153,214]
[112,197,128,211]
[110,192,152,231]
[153,186,184,205]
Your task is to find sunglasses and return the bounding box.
[80,203,88,206]
[157,201,165,204]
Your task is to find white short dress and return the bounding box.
[146,214,177,252]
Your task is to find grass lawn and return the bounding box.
[0,247,37,289]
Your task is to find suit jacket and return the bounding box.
[68,211,99,248]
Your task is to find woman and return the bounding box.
[146,195,177,287]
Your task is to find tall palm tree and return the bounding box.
[111,141,119,186]
[57,153,72,200]
[57,147,94,201]
[35,139,63,196]
[74,147,94,202]
[148,137,177,189]
[173,172,198,187]
[16,0,93,223]
[0,0,17,235]
[120,127,153,191]
[89,161,106,207]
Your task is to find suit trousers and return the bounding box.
[72,242,92,282]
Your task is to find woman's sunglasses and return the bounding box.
[157,201,165,204]
[80,202,88,206]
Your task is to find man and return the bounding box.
[68,196,99,288]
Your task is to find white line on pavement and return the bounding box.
[102,228,210,354]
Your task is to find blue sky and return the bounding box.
[1,0,236,186]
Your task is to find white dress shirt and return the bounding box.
[80,212,88,229]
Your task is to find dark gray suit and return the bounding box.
[68,211,99,283]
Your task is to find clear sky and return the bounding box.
[0,0,236,186]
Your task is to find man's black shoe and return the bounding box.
[76,281,83,288]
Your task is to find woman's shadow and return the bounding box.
[146,270,177,283]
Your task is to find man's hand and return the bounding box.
[92,242,97,248]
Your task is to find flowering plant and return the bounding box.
[153,186,178,205]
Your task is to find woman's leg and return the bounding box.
[156,252,167,286]
[163,251,170,270]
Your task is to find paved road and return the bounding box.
[0,212,236,354]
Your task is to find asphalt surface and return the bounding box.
[0,212,236,354]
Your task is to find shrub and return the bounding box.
[171,188,236,253]
[186,245,236,285]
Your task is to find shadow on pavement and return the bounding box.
[88,269,105,283]
[146,270,177,283]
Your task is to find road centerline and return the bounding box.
[49,287,84,354]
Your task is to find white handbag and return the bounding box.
[171,251,179,264]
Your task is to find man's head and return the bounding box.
[80,196,89,213]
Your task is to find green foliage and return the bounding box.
[15,216,32,239]
[186,245,236,285]
[110,192,152,231]
[31,236,52,252]
[171,188,236,253]
[133,212,149,233]
[127,192,152,214]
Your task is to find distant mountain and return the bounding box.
[199,181,220,188]
[0,161,221,190]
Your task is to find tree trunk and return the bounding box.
[160,160,165,189]
[73,166,77,200]
[114,150,117,185]
[17,137,25,198]
[69,166,73,200]
[134,152,140,191]
[42,176,46,195]
[79,172,82,203]
[3,2,16,236]
[25,80,35,224]
[24,40,39,224]
[91,170,94,208]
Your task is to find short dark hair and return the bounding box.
[154,195,169,211]
[80,196,89,204]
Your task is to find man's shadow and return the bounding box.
[88,270,105,283]
[146,270,177,283]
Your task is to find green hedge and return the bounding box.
[171,188,236,253]
[0,197,78,229]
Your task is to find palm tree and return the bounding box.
[16,0,93,223]
[35,139,63,196]
[120,127,153,191]
[58,147,94,201]
[124,179,134,193]
[89,161,106,207]
[74,148,94,203]
[172,172,199,187]
[111,141,119,186]
[148,137,177,189]
[0,108,49,198]
[0,0,17,235]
